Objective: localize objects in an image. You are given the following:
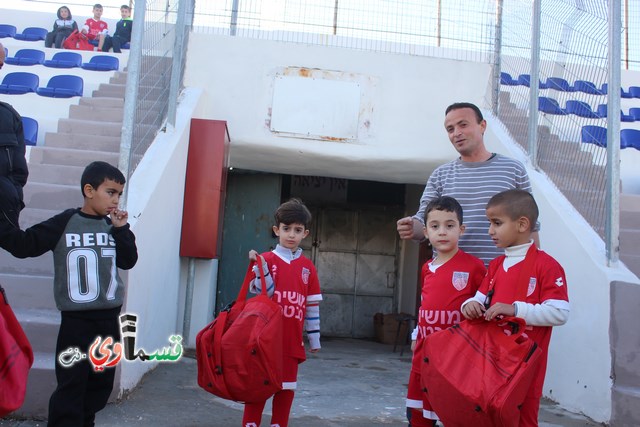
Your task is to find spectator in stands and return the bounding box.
[0,42,29,228]
[45,6,78,49]
[81,3,108,51]
[102,5,132,53]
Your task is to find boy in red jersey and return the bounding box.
[81,4,108,51]
[243,198,322,427]
[406,196,486,427]
[462,189,570,427]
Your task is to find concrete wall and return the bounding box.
[183,33,491,186]
[610,280,640,427]
[116,88,204,391]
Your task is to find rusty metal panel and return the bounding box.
[358,210,400,256]
[318,209,358,251]
[320,293,353,337]
[354,295,394,339]
[316,252,356,293]
[356,254,395,297]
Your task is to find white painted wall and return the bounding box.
[116,88,204,391]
[183,33,491,185]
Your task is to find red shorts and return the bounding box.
[406,339,438,420]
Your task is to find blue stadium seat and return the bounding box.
[0,24,16,38]
[581,125,607,147]
[565,100,601,119]
[601,83,633,99]
[596,104,634,122]
[43,52,83,69]
[628,86,640,99]
[81,55,119,71]
[574,80,604,95]
[629,108,640,122]
[517,74,548,89]
[546,77,575,92]
[621,129,640,150]
[4,49,45,66]
[36,75,84,98]
[13,27,48,41]
[0,72,39,95]
[500,72,519,86]
[21,116,38,146]
[538,96,567,115]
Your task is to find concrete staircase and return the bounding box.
[499,90,640,279]
[1,71,128,418]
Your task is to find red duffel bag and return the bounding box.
[0,284,34,417]
[196,256,283,403]
[421,316,542,427]
[62,30,94,51]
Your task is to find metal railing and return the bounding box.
[118,0,192,207]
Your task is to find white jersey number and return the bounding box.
[67,248,118,303]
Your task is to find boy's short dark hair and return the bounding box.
[80,161,126,197]
[121,5,131,10]
[445,102,484,123]
[487,189,539,227]
[274,198,312,228]
[424,196,463,224]
[93,3,103,9]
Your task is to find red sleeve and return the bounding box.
[534,253,569,304]
[307,263,321,297]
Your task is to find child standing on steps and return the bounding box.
[243,198,322,427]
[405,196,486,427]
[0,161,138,427]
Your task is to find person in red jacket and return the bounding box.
[244,198,322,427]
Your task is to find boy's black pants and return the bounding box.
[48,307,121,427]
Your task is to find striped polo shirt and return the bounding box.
[413,154,532,265]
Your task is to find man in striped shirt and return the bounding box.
[397,102,537,265]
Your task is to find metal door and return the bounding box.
[302,207,401,338]
[216,172,281,314]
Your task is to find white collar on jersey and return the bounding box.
[503,240,534,271]
[273,244,303,263]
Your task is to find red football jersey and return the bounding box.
[84,18,108,39]
[412,250,486,372]
[259,251,322,361]
[479,249,569,397]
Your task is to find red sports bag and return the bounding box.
[422,317,541,427]
[0,284,34,417]
[196,257,283,403]
[421,245,542,426]
[62,30,94,51]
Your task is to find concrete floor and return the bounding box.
[1,337,604,427]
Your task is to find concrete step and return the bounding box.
[14,352,57,418]
[28,146,119,168]
[20,208,64,228]
[57,119,122,137]
[23,181,83,211]
[69,104,124,123]
[0,248,53,276]
[14,308,60,352]
[620,253,640,279]
[109,72,128,85]
[79,96,125,109]
[620,228,640,253]
[92,83,126,99]
[0,273,56,311]
[27,163,86,186]
[44,132,120,152]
